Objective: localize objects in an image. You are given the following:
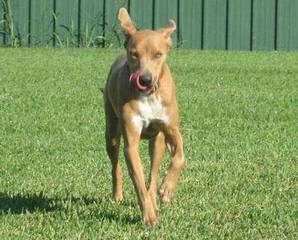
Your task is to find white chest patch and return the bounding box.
[131,95,168,134]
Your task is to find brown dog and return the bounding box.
[103,8,184,224]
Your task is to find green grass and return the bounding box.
[0,48,297,239]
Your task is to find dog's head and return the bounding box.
[118,8,176,91]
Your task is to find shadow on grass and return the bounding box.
[97,210,140,224]
[0,192,139,224]
[0,192,57,214]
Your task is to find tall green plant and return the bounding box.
[80,24,105,48]
[1,0,19,47]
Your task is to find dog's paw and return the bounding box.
[142,200,158,225]
[143,213,159,226]
[159,180,175,203]
[113,192,123,203]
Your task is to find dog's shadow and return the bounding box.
[0,192,139,224]
[0,191,55,214]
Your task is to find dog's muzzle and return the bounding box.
[129,70,153,91]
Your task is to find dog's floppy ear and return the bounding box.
[159,19,176,39]
[118,8,136,37]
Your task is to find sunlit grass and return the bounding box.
[0,48,297,239]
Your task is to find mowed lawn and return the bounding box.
[0,48,297,239]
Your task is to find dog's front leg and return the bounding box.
[148,132,165,211]
[160,127,185,203]
[122,123,158,225]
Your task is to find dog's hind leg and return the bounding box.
[147,132,165,210]
[104,97,123,202]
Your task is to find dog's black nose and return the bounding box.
[139,74,152,86]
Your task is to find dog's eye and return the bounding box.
[154,52,162,59]
[130,52,138,61]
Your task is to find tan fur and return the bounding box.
[103,8,184,225]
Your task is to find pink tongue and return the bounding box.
[135,75,147,90]
[129,70,147,90]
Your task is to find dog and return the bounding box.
[102,8,184,224]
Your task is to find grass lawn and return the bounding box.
[0,48,297,239]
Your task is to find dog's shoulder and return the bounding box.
[107,53,128,81]
[111,53,127,71]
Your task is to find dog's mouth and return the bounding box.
[129,69,148,91]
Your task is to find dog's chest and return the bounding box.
[132,95,168,136]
